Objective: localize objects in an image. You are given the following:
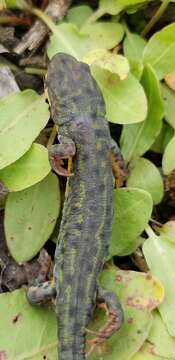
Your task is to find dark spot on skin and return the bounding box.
[10,236,14,241]
[95,129,105,138]
[28,226,32,230]
[137,329,142,334]
[91,111,97,118]
[99,183,105,192]
[63,274,72,285]
[43,356,47,360]
[75,223,83,231]
[12,312,22,323]
[77,286,85,300]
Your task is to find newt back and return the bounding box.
[47,54,114,359]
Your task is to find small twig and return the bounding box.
[141,0,170,37]
[13,0,71,54]
[0,15,31,25]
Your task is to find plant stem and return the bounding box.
[30,6,57,33]
[82,8,104,28]
[141,0,170,37]
[25,67,46,76]
[145,224,156,238]
[47,125,58,149]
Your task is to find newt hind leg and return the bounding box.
[86,286,123,357]
[110,138,128,188]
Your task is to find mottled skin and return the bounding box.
[40,53,125,359]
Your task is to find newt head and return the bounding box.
[47,53,105,125]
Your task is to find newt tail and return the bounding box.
[47,53,124,359]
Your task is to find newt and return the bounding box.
[28,53,127,359]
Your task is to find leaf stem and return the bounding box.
[82,8,104,28]
[30,6,58,33]
[47,125,57,149]
[150,217,162,226]
[145,224,156,238]
[141,0,170,37]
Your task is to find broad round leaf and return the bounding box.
[84,49,129,80]
[88,267,163,359]
[148,311,175,358]
[47,23,94,60]
[162,134,175,175]
[66,5,93,28]
[47,22,123,60]
[127,158,164,205]
[82,22,124,49]
[0,289,57,359]
[5,173,60,263]
[143,232,175,336]
[161,83,175,129]
[124,32,146,60]
[123,32,146,78]
[131,342,171,359]
[0,143,51,192]
[121,65,163,162]
[151,122,174,154]
[157,221,175,244]
[143,23,175,80]
[98,0,151,17]
[109,187,153,257]
[91,66,147,124]
[0,90,49,169]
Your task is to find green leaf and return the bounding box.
[148,311,175,358]
[157,221,175,245]
[127,158,164,205]
[162,134,175,175]
[91,66,147,124]
[47,22,124,60]
[88,267,163,359]
[96,0,151,18]
[109,188,153,257]
[66,5,93,28]
[151,122,174,154]
[0,143,51,192]
[121,65,163,162]
[0,90,49,169]
[47,23,94,60]
[161,83,175,129]
[84,49,129,80]
[143,23,175,80]
[143,231,175,336]
[124,32,146,60]
[131,342,172,359]
[5,173,60,263]
[0,289,57,359]
[123,32,146,78]
[82,21,124,50]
